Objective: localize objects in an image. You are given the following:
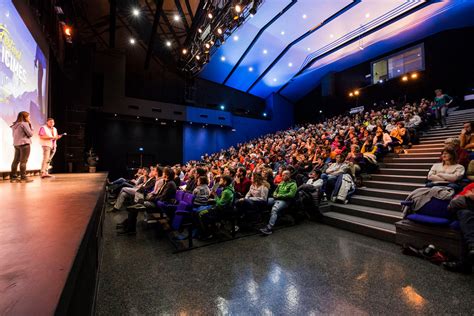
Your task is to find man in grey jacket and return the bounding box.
[10,111,34,183]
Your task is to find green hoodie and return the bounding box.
[274,180,297,200]
[216,185,235,208]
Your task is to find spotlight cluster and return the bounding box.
[180,0,263,75]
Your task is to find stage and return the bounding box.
[0,173,107,315]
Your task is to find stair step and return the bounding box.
[350,195,402,211]
[412,143,445,148]
[378,168,429,176]
[330,203,402,224]
[357,187,410,200]
[419,139,445,145]
[420,135,456,141]
[322,211,396,242]
[406,147,443,153]
[424,128,460,135]
[384,157,439,163]
[399,152,441,157]
[364,180,424,191]
[383,162,433,169]
[371,174,426,184]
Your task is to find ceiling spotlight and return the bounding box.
[220,105,225,110]
[263,49,268,54]
[217,28,223,35]
[307,47,311,51]
[248,67,254,72]
[198,28,203,33]
[250,14,254,18]
[288,62,293,67]
[273,78,277,82]
[235,5,242,13]
[379,79,384,84]
[280,31,285,35]
[210,40,214,45]
[349,92,354,97]
[330,34,334,38]
[319,110,323,113]
[174,14,180,21]
[365,13,370,18]
[182,48,188,55]
[155,118,158,121]
[114,113,117,117]
[129,38,136,44]
[166,41,171,47]
[233,35,239,41]
[411,73,418,79]
[221,56,226,61]
[302,14,307,19]
[132,8,140,17]
[208,12,213,19]
[205,43,210,49]
[263,112,267,117]
[354,90,360,96]
[64,25,72,37]
[196,55,201,60]
[402,76,408,81]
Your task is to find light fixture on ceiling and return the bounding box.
[196,55,201,60]
[235,4,242,13]
[307,47,311,51]
[280,31,285,35]
[302,14,307,19]
[205,43,211,49]
[182,48,188,55]
[330,34,334,38]
[402,76,408,82]
[263,49,268,54]
[273,78,277,82]
[411,73,418,79]
[198,28,203,33]
[217,28,223,35]
[288,62,293,67]
[166,41,171,47]
[365,13,370,18]
[129,38,136,45]
[132,8,140,17]
[208,12,213,19]
[263,112,267,117]
[248,67,254,72]
[220,105,225,110]
[174,14,180,21]
[233,35,239,41]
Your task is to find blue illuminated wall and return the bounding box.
[183,93,294,162]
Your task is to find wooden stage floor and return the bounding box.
[0,173,107,315]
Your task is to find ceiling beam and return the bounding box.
[184,0,194,20]
[183,0,205,48]
[145,0,164,69]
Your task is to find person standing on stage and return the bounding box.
[10,111,34,183]
[39,118,62,178]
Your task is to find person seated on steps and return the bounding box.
[260,170,297,235]
[459,121,474,160]
[426,147,465,192]
[235,172,269,226]
[443,182,474,274]
[321,154,349,197]
[118,167,177,235]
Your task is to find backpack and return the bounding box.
[331,173,355,204]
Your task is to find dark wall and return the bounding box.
[87,113,183,178]
[295,27,474,123]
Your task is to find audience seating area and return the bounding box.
[106,94,474,272]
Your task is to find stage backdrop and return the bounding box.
[0,1,48,172]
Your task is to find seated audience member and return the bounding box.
[234,166,252,198]
[118,167,177,235]
[107,168,146,195]
[445,138,469,168]
[262,167,276,196]
[443,183,474,273]
[426,147,465,191]
[389,121,408,151]
[193,176,211,206]
[304,170,323,191]
[198,175,235,239]
[184,168,197,192]
[460,122,474,154]
[373,129,392,154]
[110,167,156,212]
[235,172,269,220]
[345,145,364,177]
[321,154,349,196]
[260,170,297,235]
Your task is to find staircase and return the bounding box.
[322,108,474,242]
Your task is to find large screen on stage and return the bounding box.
[0,1,48,172]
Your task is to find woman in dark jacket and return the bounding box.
[10,111,34,182]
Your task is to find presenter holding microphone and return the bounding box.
[39,118,64,178]
[10,111,34,183]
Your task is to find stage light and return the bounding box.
[129,38,136,45]
[210,40,214,45]
[198,28,203,33]
[354,90,360,96]
[248,67,254,72]
[319,110,323,113]
[114,113,117,117]
[221,56,226,61]
[155,118,158,121]
[402,76,408,81]
[288,62,293,67]
[132,8,140,17]
[166,41,171,47]
[220,105,225,110]
[233,35,239,41]
[263,112,267,117]
[196,55,201,60]
[411,73,418,79]
[217,28,223,35]
[174,120,177,123]
[205,43,210,49]
[64,25,72,37]
[235,5,242,13]
[379,79,384,84]
[349,92,354,97]
[182,48,188,55]
[173,14,180,21]
[137,116,140,119]
[208,12,213,19]
[302,14,307,19]
[263,49,268,54]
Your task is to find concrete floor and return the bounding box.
[96,211,474,315]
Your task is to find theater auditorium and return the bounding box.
[2,0,474,315]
